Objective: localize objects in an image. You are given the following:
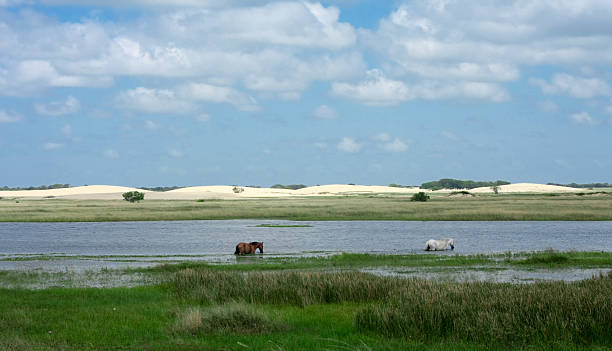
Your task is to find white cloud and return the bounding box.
[381,138,408,152]
[337,137,361,153]
[332,69,509,105]
[42,142,63,150]
[530,74,611,99]
[168,149,183,158]
[313,105,339,119]
[0,60,112,95]
[538,100,559,113]
[279,91,301,101]
[117,87,195,114]
[104,149,119,158]
[0,3,363,100]
[0,110,22,123]
[179,83,259,111]
[358,0,612,97]
[569,112,596,125]
[373,133,390,142]
[61,124,72,137]
[195,113,211,122]
[441,131,458,141]
[35,96,80,116]
[144,120,159,129]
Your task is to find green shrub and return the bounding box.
[411,192,430,202]
[122,191,145,203]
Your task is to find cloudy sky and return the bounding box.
[1,0,611,187]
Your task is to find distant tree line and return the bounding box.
[271,184,308,190]
[421,179,510,190]
[138,186,184,192]
[547,182,611,188]
[1,184,70,191]
[388,183,418,188]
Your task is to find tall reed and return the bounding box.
[355,272,612,346]
[172,269,401,306]
[172,268,612,346]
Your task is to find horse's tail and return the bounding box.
[234,245,240,254]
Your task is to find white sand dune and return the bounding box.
[0,185,149,199]
[0,183,585,200]
[469,183,582,193]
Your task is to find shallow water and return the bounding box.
[1,220,611,256]
[0,220,610,280]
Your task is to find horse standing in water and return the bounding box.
[424,238,454,251]
[234,241,264,255]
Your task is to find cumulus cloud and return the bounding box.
[144,120,159,129]
[337,137,361,153]
[373,133,408,152]
[313,105,339,119]
[0,60,112,95]
[168,149,183,158]
[116,87,196,114]
[373,133,390,142]
[42,142,63,150]
[381,138,408,152]
[0,110,22,123]
[0,2,363,99]
[195,113,211,122]
[104,149,119,158]
[570,112,596,125]
[332,69,509,105]
[179,83,259,111]
[35,96,80,116]
[538,100,559,113]
[530,74,611,99]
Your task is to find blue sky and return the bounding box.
[1,0,611,187]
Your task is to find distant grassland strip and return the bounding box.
[1,193,612,221]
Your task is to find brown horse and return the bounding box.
[234,241,264,255]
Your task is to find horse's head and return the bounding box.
[250,241,263,253]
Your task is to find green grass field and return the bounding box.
[1,192,612,221]
[2,252,612,350]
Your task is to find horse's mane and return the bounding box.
[249,241,261,245]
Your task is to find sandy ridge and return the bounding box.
[0,183,584,200]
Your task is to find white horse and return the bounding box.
[424,238,454,251]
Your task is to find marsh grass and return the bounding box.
[171,268,612,347]
[172,270,399,306]
[355,272,612,346]
[1,194,611,221]
[173,303,289,335]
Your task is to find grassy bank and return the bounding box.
[1,192,612,221]
[2,252,612,350]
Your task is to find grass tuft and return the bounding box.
[174,303,288,335]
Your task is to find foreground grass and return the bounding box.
[1,192,612,221]
[3,252,612,350]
